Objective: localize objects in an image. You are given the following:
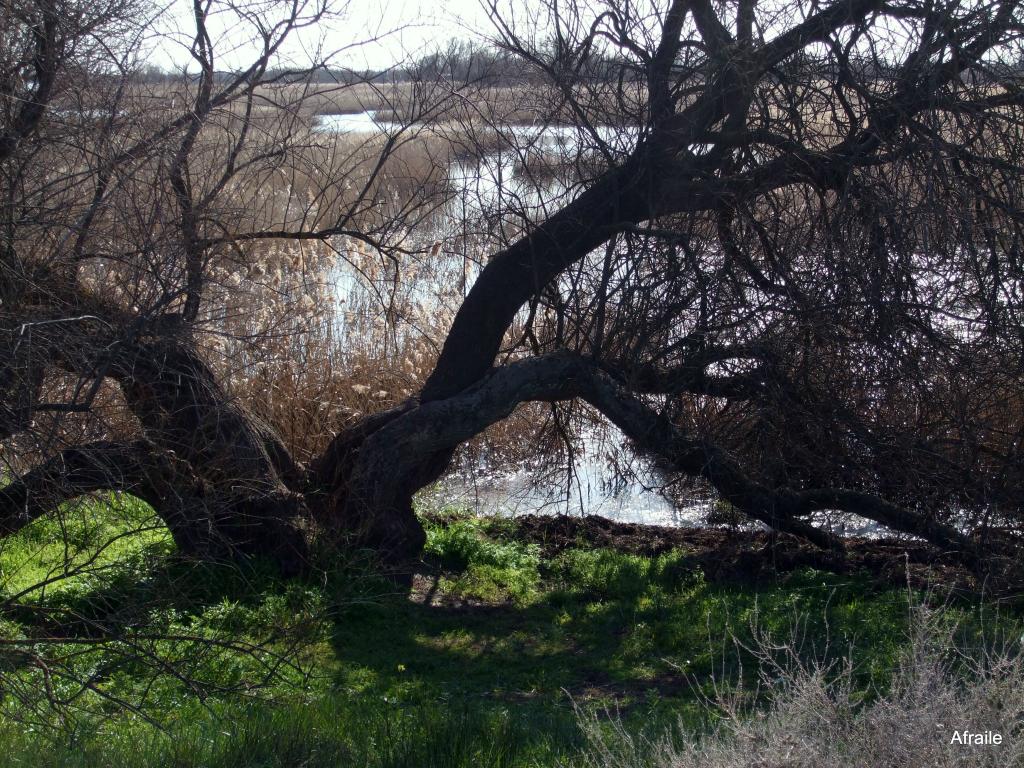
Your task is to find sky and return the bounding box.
[146,0,503,72]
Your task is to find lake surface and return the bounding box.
[432,422,706,526]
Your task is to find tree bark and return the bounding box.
[0,440,207,549]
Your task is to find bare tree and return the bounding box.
[4,0,1024,592]
[0,0,474,724]
[331,0,1024,567]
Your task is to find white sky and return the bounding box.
[144,0,501,72]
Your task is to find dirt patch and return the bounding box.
[493,514,979,592]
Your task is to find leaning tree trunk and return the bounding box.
[0,309,310,573]
[332,352,984,566]
[307,152,664,558]
[0,439,212,551]
[104,339,310,572]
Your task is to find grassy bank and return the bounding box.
[1,502,1021,766]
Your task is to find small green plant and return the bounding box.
[549,548,701,599]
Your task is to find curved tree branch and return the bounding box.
[0,440,208,548]
[348,352,987,563]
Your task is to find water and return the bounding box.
[316,110,630,216]
[434,468,709,527]
[315,111,627,149]
[316,111,406,134]
[431,421,708,526]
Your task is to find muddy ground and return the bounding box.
[428,513,993,593]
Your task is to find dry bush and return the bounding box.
[52,92,460,463]
[36,71,598,476]
[209,229,563,472]
[579,604,1024,768]
[10,67,623,487]
[184,97,579,469]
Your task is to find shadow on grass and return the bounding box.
[3,553,299,640]
[2,509,1023,768]
[325,550,931,746]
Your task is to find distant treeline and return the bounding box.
[135,41,1024,87]
[135,42,540,85]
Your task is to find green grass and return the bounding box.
[424,516,542,602]
[0,502,1021,767]
[0,492,172,600]
[0,699,564,768]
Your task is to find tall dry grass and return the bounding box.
[182,96,563,468]
[578,601,1024,768]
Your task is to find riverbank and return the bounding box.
[474,512,983,591]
